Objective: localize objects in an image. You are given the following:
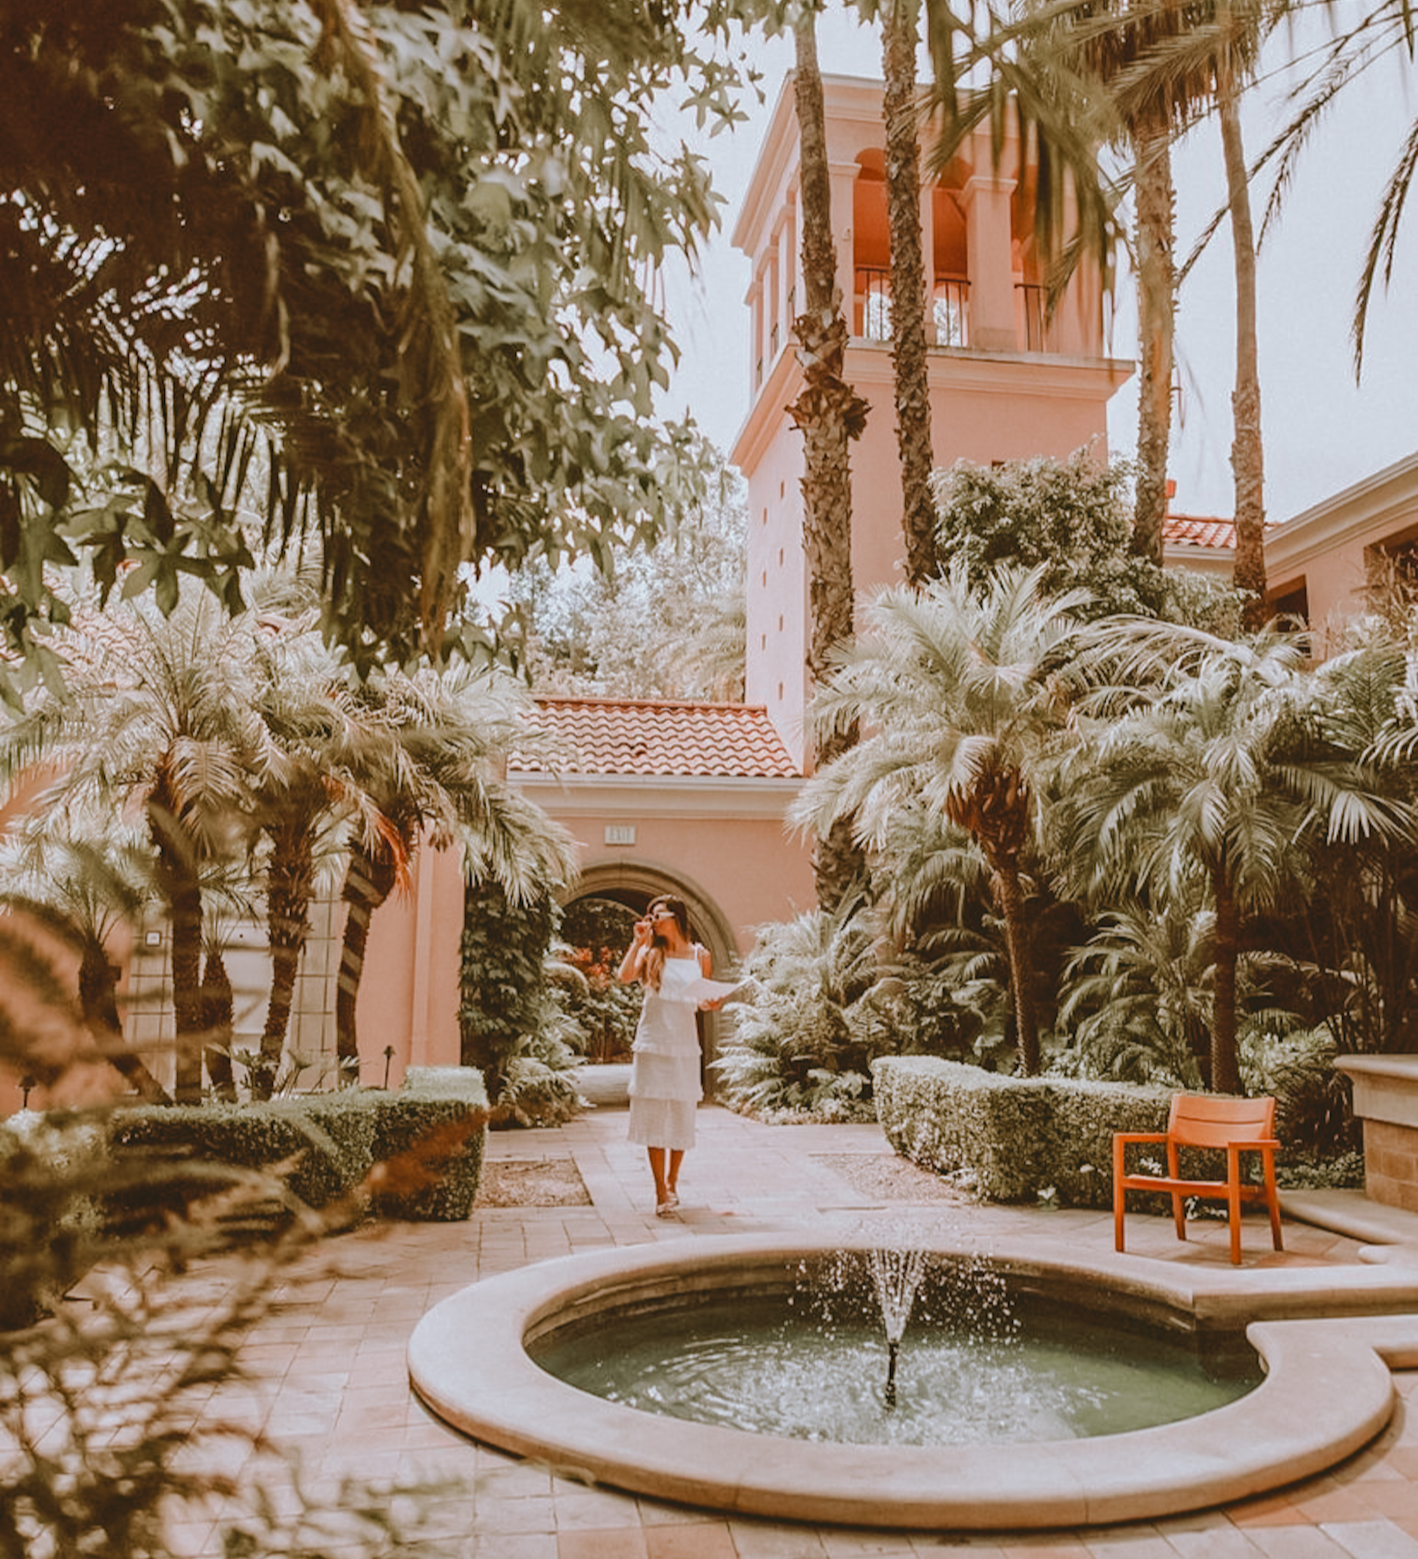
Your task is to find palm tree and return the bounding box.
[1059,622,1411,1093]
[789,9,872,913]
[245,626,361,1096]
[795,564,1088,1075]
[330,668,576,1076]
[0,598,262,1101]
[877,0,938,584]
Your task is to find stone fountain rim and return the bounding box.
[407,1231,1418,1530]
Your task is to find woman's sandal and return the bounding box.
[656,1193,679,1216]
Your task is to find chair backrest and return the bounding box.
[1166,1092,1276,1148]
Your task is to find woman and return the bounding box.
[616,895,715,1216]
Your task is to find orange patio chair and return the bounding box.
[1113,1092,1282,1265]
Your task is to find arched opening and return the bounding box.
[560,863,740,1091]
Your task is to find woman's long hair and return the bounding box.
[642,895,690,992]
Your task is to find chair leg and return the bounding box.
[1264,1155,1283,1251]
[1228,1151,1243,1264]
[1113,1138,1127,1252]
[1167,1142,1186,1241]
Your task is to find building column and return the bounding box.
[777,198,797,343]
[829,161,860,329]
[962,174,1017,351]
[747,275,763,391]
[920,182,937,342]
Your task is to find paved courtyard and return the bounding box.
[164,1088,1418,1558]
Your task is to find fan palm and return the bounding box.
[330,667,576,1075]
[0,596,263,1100]
[1059,621,1413,1092]
[796,564,1089,1074]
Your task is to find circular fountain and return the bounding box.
[407,1232,1418,1529]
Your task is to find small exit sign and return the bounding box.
[604,824,636,846]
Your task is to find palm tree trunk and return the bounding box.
[78,938,170,1103]
[881,0,937,586]
[790,14,870,914]
[202,948,236,1103]
[257,823,314,1097]
[335,845,400,1077]
[1131,112,1176,566]
[148,793,204,1104]
[1211,870,1243,1095]
[991,855,1041,1077]
[1218,67,1267,626]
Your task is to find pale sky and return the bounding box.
[657,9,1418,527]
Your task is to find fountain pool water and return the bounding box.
[407,1232,1418,1529]
[529,1255,1261,1447]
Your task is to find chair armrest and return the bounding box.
[1113,1132,1170,1148]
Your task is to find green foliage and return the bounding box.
[511,451,748,699]
[458,880,581,1122]
[558,899,643,1062]
[0,1107,447,1557]
[714,905,884,1120]
[107,1083,490,1224]
[1241,1026,1363,1160]
[109,1094,381,1220]
[932,452,1242,631]
[2,0,754,672]
[371,1069,489,1221]
[873,1055,1171,1207]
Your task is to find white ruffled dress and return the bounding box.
[627,951,705,1151]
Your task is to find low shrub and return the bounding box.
[373,1067,489,1221]
[108,1074,489,1226]
[873,1056,1170,1207]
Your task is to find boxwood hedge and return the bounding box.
[873,1056,1172,1208]
[108,1069,488,1227]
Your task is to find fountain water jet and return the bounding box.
[868,1245,926,1407]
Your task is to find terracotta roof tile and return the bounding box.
[512,697,802,780]
[1164,513,1237,550]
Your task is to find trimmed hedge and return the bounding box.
[108,1071,488,1226]
[873,1056,1172,1208]
[372,1068,488,1222]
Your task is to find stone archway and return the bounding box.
[561,862,740,1089]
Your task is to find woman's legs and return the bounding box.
[647,1146,670,1205]
[647,1146,686,1210]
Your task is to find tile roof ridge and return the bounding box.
[532,694,771,713]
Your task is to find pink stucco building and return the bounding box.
[731,74,1131,769]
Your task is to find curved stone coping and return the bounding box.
[407,1233,1418,1530]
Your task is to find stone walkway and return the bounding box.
[165,1096,1418,1558]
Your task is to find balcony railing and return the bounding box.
[845,273,1056,352]
[1015,283,1049,352]
[932,276,969,347]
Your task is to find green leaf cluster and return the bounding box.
[1,0,757,672]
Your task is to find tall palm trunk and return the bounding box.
[881,0,937,585]
[1211,868,1243,1095]
[790,14,870,913]
[148,788,204,1104]
[202,948,236,1102]
[257,817,315,1097]
[1218,64,1266,625]
[335,843,401,1076]
[990,855,1041,1077]
[1131,112,1176,565]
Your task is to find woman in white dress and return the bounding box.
[616,895,715,1216]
